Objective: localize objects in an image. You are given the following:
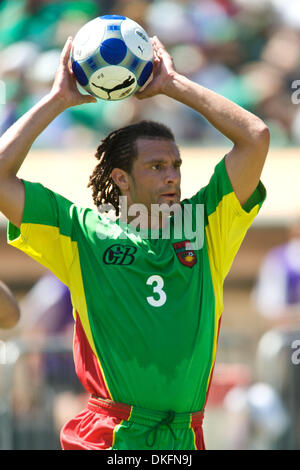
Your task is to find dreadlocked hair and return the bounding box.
[88,120,175,216]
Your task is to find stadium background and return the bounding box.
[0,0,300,450]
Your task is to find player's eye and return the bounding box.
[151,164,161,170]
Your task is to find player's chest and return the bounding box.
[94,238,200,270]
[77,235,210,312]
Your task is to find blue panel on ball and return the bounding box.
[100,15,126,20]
[107,24,121,31]
[100,38,127,65]
[72,61,88,86]
[129,56,140,72]
[87,57,98,70]
[137,61,153,87]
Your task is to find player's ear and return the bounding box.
[111,168,130,192]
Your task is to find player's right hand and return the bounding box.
[50,37,97,108]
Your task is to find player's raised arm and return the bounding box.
[0,37,96,228]
[0,280,20,329]
[137,37,270,206]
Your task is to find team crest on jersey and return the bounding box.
[173,240,197,268]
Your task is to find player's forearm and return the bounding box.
[0,92,66,178]
[0,306,20,329]
[164,73,268,146]
[0,281,20,329]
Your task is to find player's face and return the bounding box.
[128,138,182,210]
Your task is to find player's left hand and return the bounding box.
[50,37,97,108]
[135,36,176,99]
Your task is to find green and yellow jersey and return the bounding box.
[7,156,266,413]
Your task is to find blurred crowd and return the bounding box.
[0,0,300,148]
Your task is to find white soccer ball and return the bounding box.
[71,15,154,101]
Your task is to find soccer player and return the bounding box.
[0,36,269,450]
[0,280,20,329]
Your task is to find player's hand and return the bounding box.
[135,36,176,100]
[50,37,97,108]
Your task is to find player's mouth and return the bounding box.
[160,192,179,199]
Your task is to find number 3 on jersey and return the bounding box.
[146,275,167,307]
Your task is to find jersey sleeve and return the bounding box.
[7,179,78,286]
[190,155,266,281]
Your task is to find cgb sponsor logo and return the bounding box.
[103,244,137,265]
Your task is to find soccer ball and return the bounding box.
[71,15,154,101]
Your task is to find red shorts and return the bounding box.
[60,396,205,450]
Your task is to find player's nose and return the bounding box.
[164,166,180,185]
